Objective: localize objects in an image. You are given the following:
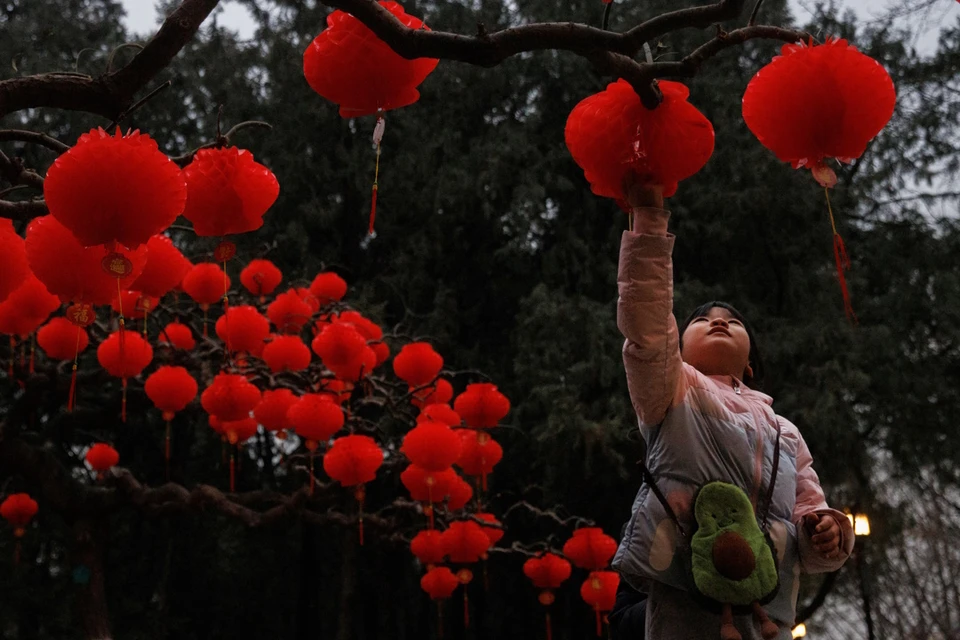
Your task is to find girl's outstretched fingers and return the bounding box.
[811,515,841,557]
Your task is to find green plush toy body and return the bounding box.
[690,482,780,640]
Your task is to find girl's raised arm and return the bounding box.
[617,185,685,427]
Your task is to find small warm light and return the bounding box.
[854,514,871,537]
[792,623,807,638]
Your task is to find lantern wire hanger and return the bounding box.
[369,113,386,236]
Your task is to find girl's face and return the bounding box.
[681,306,753,382]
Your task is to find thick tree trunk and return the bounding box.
[72,518,112,640]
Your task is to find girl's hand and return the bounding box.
[622,173,668,235]
[803,513,842,559]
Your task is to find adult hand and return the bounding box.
[803,513,842,559]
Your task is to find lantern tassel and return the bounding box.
[437,603,444,639]
[368,116,385,236]
[121,378,127,423]
[355,485,366,546]
[117,278,126,366]
[309,450,315,495]
[463,589,470,628]
[67,326,82,411]
[8,336,14,378]
[165,420,172,481]
[824,188,857,323]
[28,333,35,375]
[230,450,236,493]
[595,604,602,637]
[202,306,209,337]
[545,612,552,640]
[13,539,20,566]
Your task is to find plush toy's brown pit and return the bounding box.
[712,531,756,581]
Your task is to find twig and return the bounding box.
[169,120,273,166]
[602,2,613,31]
[0,130,71,154]
[748,0,765,25]
[106,43,145,73]
[108,80,173,129]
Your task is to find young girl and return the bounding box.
[611,182,854,640]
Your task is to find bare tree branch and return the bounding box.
[0,130,71,154]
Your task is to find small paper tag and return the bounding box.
[66,303,96,327]
[214,241,237,262]
[101,252,133,277]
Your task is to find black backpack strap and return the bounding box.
[636,455,687,540]
[757,418,783,531]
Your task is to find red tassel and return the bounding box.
[463,590,470,628]
[28,335,34,374]
[229,451,236,493]
[481,469,488,493]
[368,186,378,236]
[356,486,365,546]
[13,539,21,566]
[121,378,127,423]
[67,364,78,411]
[545,612,553,640]
[202,306,209,337]
[309,451,315,495]
[437,603,444,639]
[165,420,172,481]
[833,232,857,323]
[595,605,602,637]
[8,336,14,378]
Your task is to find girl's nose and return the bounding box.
[710,317,729,328]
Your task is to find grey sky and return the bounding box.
[121,0,958,54]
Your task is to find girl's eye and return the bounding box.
[729,319,742,326]
[692,318,708,323]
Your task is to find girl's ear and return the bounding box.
[744,363,755,381]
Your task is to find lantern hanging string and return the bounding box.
[355,485,365,546]
[437,603,444,639]
[369,115,385,236]
[463,589,470,628]
[116,277,126,364]
[28,333,35,375]
[165,419,172,481]
[121,377,128,423]
[229,448,236,493]
[67,326,82,411]
[594,603,602,637]
[545,612,553,640]
[7,336,13,378]
[824,188,856,323]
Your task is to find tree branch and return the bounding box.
[0,130,71,154]
[0,0,222,121]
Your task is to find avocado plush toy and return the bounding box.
[690,482,781,640]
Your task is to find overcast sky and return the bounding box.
[120,0,959,54]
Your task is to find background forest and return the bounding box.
[1,0,959,638]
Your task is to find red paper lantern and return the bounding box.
[565,80,714,202]
[402,420,463,471]
[318,378,353,404]
[267,290,314,334]
[97,331,153,379]
[580,571,620,636]
[401,464,457,503]
[445,474,473,511]
[0,220,29,303]
[287,393,344,447]
[220,416,259,445]
[159,322,196,350]
[0,276,60,337]
[215,305,270,354]
[456,430,503,490]
[302,2,438,118]
[85,443,120,474]
[145,366,199,419]
[25,215,148,305]
[240,259,282,298]
[130,234,192,298]
[0,493,38,536]
[454,383,511,429]
[44,127,186,249]
[393,342,444,387]
[182,263,229,307]
[421,566,460,600]
[254,388,298,433]
[323,434,383,486]
[297,287,321,312]
[411,529,447,566]
[523,553,572,590]
[418,404,461,427]
[262,335,311,373]
[441,520,491,564]
[38,317,90,360]
[312,321,366,364]
[742,38,896,321]
[309,272,347,305]
[111,290,159,320]
[476,513,504,546]
[327,346,377,382]
[201,373,261,422]
[372,341,390,366]
[412,377,454,409]
[562,527,618,570]
[181,147,279,237]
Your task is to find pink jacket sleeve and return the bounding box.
[617,229,685,427]
[792,432,855,573]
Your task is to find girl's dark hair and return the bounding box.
[677,301,764,388]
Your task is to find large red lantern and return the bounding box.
[261,335,311,373]
[445,474,473,511]
[159,322,196,351]
[565,80,714,205]
[412,377,454,409]
[97,330,153,422]
[1,493,38,563]
[580,571,620,636]
[742,38,896,321]
[215,305,270,355]
[0,220,29,303]
[181,147,279,237]
[524,553,573,640]
[43,127,186,250]
[312,321,376,382]
[440,519,491,627]
[85,443,120,479]
[201,373,261,422]
[288,393,344,492]
[562,527,618,570]
[456,430,503,491]
[476,512,504,546]
[309,272,347,305]
[411,529,447,566]
[418,404,461,427]
[401,464,457,528]
[402,420,463,471]
[453,383,511,429]
[254,388,298,436]
[0,275,60,339]
[182,262,229,335]
[267,289,314,334]
[303,2,439,234]
[25,215,148,305]
[145,365,199,476]
[38,317,90,361]
[323,434,383,544]
[421,565,460,599]
[130,234,192,299]
[393,342,444,388]
[240,259,282,299]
